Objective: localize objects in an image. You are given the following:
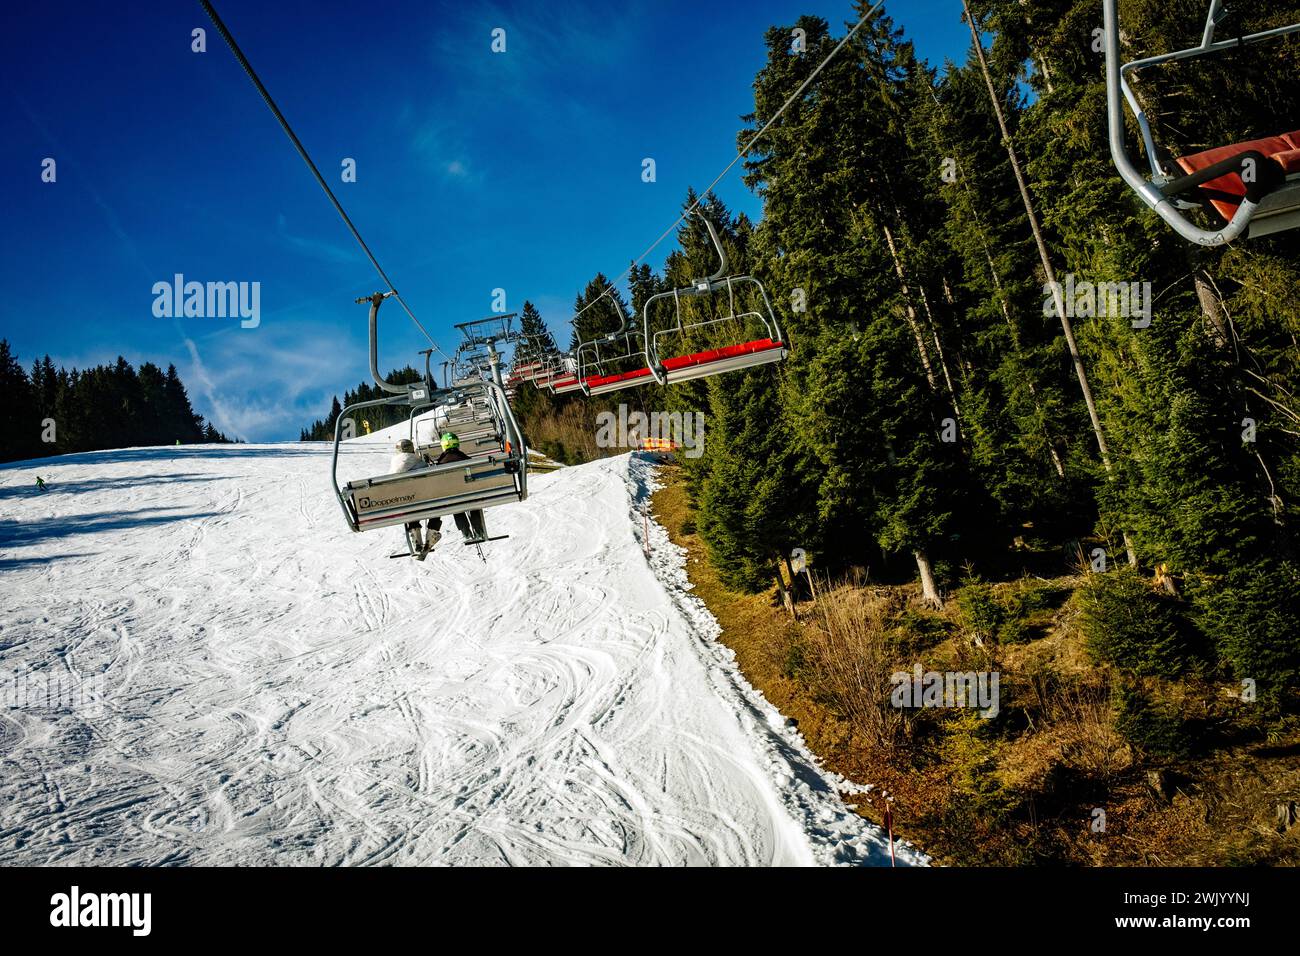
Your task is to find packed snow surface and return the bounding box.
[0,436,924,866]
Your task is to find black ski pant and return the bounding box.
[430,510,486,540]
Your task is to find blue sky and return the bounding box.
[1,0,973,441]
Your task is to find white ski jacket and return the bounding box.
[388,451,422,474]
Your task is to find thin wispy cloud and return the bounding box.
[431,0,644,80]
[275,213,356,264]
[14,95,158,283]
[183,322,359,441]
[443,159,471,179]
[403,113,485,185]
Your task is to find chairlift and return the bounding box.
[640,215,787,384]
[548,354,585,394]
[332,293,528,557]
[409,385,503,461]
[576,300,658,396]
[1103,0,1300,245]
[560,214,787,397]
[505,331,555,387]
[455,346,491,379]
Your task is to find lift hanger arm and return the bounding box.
[356,291,407,395]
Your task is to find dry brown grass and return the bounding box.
[802,583,911,750]
[524,403,609,463]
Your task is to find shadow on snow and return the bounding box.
[0,507,220,548]
[0,444,329,472]
[0,473,223,500]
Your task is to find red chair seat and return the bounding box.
[1175,133,1299,220]
[661,338,784,372]
[1272,149,1300,175]
[586,366,653,390]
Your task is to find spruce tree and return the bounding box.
[0,341,36,462]
[517,300,557,362]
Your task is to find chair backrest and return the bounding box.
[642,275,786,380]
[418,429,501,460]
[347,455,520,530]
[577,329,654,395]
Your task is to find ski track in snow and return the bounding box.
[0,437,925,866]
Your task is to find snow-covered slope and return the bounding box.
[0,440,923,866]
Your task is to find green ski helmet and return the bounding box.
[440,432,460,451]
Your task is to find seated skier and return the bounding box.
[388,438,436,554]
[427,432,487,543]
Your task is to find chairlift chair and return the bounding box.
[575,300,658,396]
[1103,0,1300,245]
[506,360,540,387]
[518,330,568,383]
[639,216,788,383]
[332,293,528,554]
[528,351,566,389]
[525,364,558,389]
[409,391,504,461]
[548,354,585,394]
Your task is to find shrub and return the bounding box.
[1192,562,1300,703]
[1113,683,1196,760]
[955,578,1067,646]
[1008,580,1071,615]
[1077,569,1203,678]
[890,604,953,652]
[781,636,809,682]
[996,616,1032,645]
[956,581,1002,644]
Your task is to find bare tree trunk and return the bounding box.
[881,222,939,392]
[948,147,1068,479]
[773,557,796,618]
[914,548,942,608]
[983,246,1068,479]
[774,573,795,618]
[963,0,1137,566]
[1194,270,1229,347]
[1035,52,1055,94]
[783,552,801,604]
[889,200,963,419]
[924,72,1068,478]
[1194,272,1286,518]
[916,280,962,419]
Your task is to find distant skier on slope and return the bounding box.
[427,433,486,544]
[388,439,437,557]
[35,476,48,493]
